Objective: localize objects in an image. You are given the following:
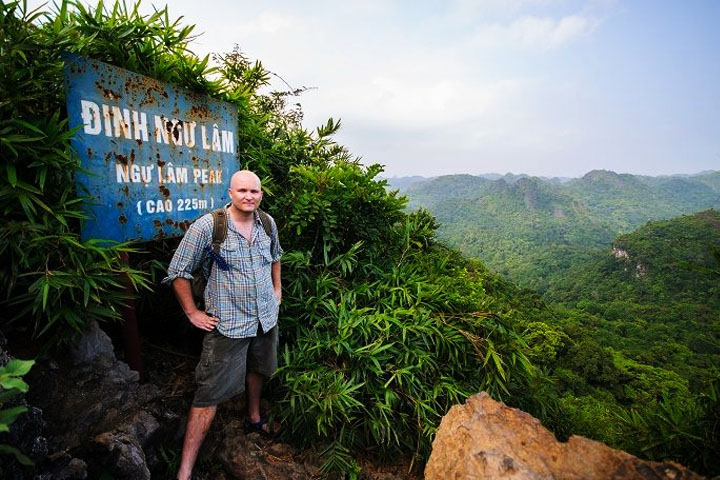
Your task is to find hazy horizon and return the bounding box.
[382,168,720,181]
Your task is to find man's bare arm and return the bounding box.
[172,278,219,331]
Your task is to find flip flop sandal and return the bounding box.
[245,416,281,437]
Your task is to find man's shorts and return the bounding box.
[192,325,278,407]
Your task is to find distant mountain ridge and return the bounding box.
[384,172,575,190]
[390,170,720,290]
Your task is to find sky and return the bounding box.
[32,0,720,178]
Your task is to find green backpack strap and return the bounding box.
[210,208,228,254]
[257,208,275,254]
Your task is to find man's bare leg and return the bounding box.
[246,372,264,423]
[246,372,281,432]
[177,405,217,480]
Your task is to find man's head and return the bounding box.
[228,170,262,215]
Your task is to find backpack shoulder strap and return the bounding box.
[210,208,228,254]
[257,208,275,254]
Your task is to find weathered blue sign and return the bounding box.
[63,53,239,242]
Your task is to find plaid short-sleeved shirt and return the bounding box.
[163,208,283,338]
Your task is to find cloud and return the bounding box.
[309,76,532,130]
[146,0,608,177]
[453,0,563,17]
[242,11,295,34]
[470,15,597,50]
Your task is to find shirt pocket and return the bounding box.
[255,236,274,264]
[217,236,241,270]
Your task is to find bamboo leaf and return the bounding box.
[6,163,17,187]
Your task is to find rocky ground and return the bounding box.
[0,324,420,480]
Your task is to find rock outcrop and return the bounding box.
[425,392,704,480]
[24,321,180,479]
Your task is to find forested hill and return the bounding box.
[389,170,720,290]
[545,209,720,305]
[541,210,720,389]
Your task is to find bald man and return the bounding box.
[164,170,283,480]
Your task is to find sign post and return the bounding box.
[63,54,240,376]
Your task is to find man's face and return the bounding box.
[228,174,262,213]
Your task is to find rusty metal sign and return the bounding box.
[62,53,239,242]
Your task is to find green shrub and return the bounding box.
[275,194,537,466]
[617,376,720,475]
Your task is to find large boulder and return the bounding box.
[425,392,704,480]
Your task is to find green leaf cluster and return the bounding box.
[276,236,536,465]
[0,359,35,469]
[616,376,720,473]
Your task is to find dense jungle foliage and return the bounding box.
[1,1,718,477]
[542,211,720,391]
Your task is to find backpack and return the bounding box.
[190,208,275,305]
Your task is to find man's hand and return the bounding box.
[187,310,219,331]
[171,278,219,331]
[274,288,282,304]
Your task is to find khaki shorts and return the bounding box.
[192,325,278,407]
